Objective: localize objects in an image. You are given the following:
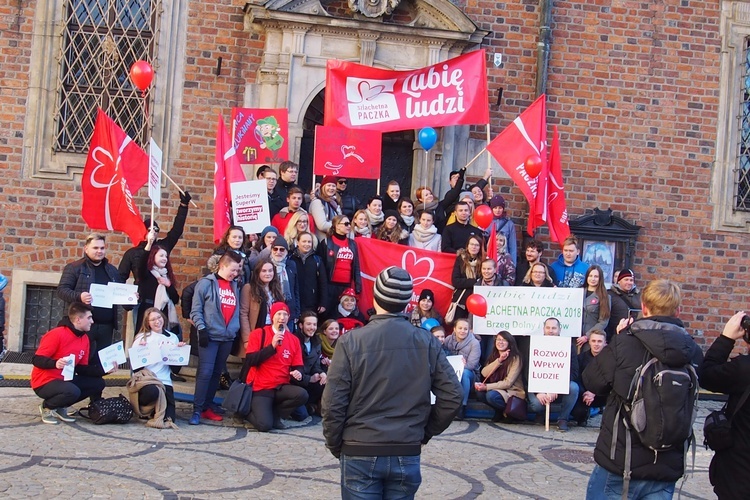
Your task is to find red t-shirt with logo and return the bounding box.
[217,278,236,326]
[330,241,354,285]
[245,326,303,391]
[30,326,90,389]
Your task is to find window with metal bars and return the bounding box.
[737,37,750,211]
[54,0,162,153]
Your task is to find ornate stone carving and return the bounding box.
[348,0,400,18]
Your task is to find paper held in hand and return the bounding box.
[128,341,162,370]
[90,283,139,308]
[61,353,76,381]
[98,341,127,371]
[160,344,190,366]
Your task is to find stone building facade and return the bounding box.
[0,0,746,350]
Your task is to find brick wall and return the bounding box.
[0,0,740,347]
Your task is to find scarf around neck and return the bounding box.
[150,266,179,327]
[411,223,438,243]
[366,209,384,226]
[353,224,372,238]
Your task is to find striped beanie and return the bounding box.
[374,266,413,313]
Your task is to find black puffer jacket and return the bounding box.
[322,313,462,458]
[582,316,703,482]
[606,285,641,341]
[699,335,750,500]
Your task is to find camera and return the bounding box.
[742,315,750,343]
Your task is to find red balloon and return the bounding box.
[130,60,154,91]
[524,154,543,178]
[473,204,493,230]
[466,294,488,318]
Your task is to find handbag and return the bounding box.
[504,395,528,421]
[79,394,134,425]
[223,329,266,417]
[445,289,467,323]
[704,385,750,451]
[223,379,253,417]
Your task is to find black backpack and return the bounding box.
[612,345,699,499]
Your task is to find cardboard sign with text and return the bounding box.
[472,286,583,336]
[527,336,571,394]
[148,138,162,208]
[231,180,270,234]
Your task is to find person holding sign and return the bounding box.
[128,308,185,425]
[475,331,525,422]
[527,318,580,432]
[57,233,124,365]
[444,318,482,420]
[31,303,114,424]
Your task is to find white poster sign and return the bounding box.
[61,353,76,381]
[472,286,584,336]
[160,344,191,366]
[89,283,112,308]
[98,341,127,371]
[148,138,163,208]
[231,180,270,234]
[527,336,572,394]
[128,342,162,370]
[88,283,138,308]
[446,355,465,382]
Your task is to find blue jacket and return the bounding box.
[549,255,589,288]
[190,274,240,342]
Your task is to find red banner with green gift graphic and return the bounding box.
[231,108,289,164]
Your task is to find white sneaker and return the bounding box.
[39,404,59,425]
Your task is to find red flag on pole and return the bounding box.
[546,125,570,243]
[529,142,550,236]
[214,114,247,244]
[81,109,148,245]
[486,222,498,263]
[486,95,547,235]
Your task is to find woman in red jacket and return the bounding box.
[243,302,308,432]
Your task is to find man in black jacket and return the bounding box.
[441,201,481,253]
[57,233,123,364]
[583,279,703,499]
[322,267,462,498]
[699,311,750,500]
[606,268,641,342]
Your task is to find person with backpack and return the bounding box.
[698,311,750,500]
[582,279,703,499]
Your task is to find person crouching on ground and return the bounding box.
[244,302,308,431]
[31,303,116,424]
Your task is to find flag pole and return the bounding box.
[486,123,492,192]
[461,146,488,171]
[161,170,198,207]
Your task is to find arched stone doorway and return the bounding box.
[244,0,488,198]
[298,88,414,200]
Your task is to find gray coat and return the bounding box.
[190,274,240,342]
[322,313,462,458]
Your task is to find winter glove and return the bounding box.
[198,329,209,348]
[179,190,192,205]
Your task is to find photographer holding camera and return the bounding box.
[699,311,750,500]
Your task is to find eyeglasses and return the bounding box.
[272,247,287,253]
[266,177,277,182]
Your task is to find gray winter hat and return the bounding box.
[374,267,413,313]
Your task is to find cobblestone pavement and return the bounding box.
[0,386,719,499]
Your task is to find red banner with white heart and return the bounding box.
[324,50,489,132]
[357,238,455,317]
[313,125,382,179]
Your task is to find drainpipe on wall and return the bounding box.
[536,0,553,97]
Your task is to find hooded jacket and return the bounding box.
[582,316,703,482]
[190,273,240,342]
[607,284,641,341]
[549,254,589,288]
[322,313,462,458]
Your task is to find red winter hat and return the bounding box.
[270,302,290,320]
[339,288,357,300]
[321,175,338,187]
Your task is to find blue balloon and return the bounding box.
[418,127,438,151]
[421,318,441,331]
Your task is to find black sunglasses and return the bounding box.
[340,221,351,226]
[337,180,348,184]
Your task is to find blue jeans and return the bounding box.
[459,369,475,406]
[479,390,506,411]
[528,381,580,421]
[193,340,233,413]
[586,465,675,499]
[341,454,421,499]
